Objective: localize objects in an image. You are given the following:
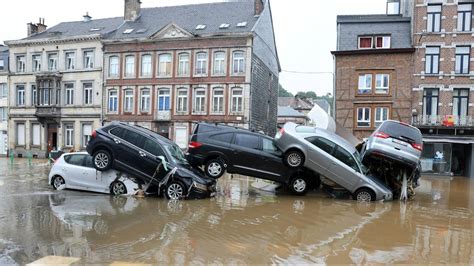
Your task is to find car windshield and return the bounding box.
[353,151,368,175]
[164,143,188,164]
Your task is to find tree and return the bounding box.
[278,84,293,97]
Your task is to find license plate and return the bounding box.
[392,139,407,146]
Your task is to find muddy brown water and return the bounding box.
[0,158,473,264]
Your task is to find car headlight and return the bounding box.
[193,181,208,191]
[384,193,393,200]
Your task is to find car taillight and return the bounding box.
[188,141,202,149]
[411,143,423,151]
[279,128,285,135]
[373,132,389,139]
[91,130,97,138]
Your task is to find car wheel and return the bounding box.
[285,150,304,168]
[205,159,225,178]
[110,181,127,196]
[93,150,112,171]
[52,175,65,190]
[289,175,309,196]
[353,188,375,202]
[165,181,186,200]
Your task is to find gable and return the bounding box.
[150,23,193,40]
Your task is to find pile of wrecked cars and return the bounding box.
[49,119,422,202]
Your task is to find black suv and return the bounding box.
[186,123,320,195]
[86,122,216,200]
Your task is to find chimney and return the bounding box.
[124,0,141,21]
[27,22,38,37]
[37,18,47,33]
[83,12,92,22]
[255,0,264,16]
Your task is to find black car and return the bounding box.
[186,123,320,195]
[86,122,216,200]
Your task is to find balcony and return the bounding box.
[413,115,474,128]
[35,106,61,124]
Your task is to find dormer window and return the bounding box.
[196,24,206,30]
[358,36,391,49]
[386,0,400,15]
[358,37,373,49]
[219,23,230,29]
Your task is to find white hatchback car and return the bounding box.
[48,152,140,195]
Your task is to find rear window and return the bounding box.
[377,121,422,143]
[195,124,221,134]
[234,133,260,150]
[110,127,125,139]
[210,133,234,143]
[306,137,336,155]
[295,126,316,133]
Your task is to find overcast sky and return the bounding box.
[0,0,386,96]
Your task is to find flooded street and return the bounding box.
[0,158,473,264]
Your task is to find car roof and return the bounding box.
[196,122,271,139]
[62,151,89,156]
[108,121,174,146]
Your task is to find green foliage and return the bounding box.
[278,84,293,97]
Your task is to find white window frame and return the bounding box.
[158,88,171,111]
[16,85,25,106]
[193,88,206,114]
[158,53,172,77]
[176,88,188,114]
[31,123,41,147]
[375,74,390,94]
[109,56,119,77]
[457,4,472,32]
[195,52,208,75]
[375,36,391,49]
[64,124,74,147]
[83,83,93,105]
[0,83,7,98]
[358,74,372,94]
[48,53,58,71]
[65,51,75,70]
[455,46,470,74]
[124,89,134,113]
[141,54,152,77]
[16,123,25,146]
[358,37,373,49]
[82,124,92,148]
[140,88,151,113]
[65,83,74,105]
[177,53,190,76]
[357,107,371,128]
[232,51,245,74]
[125,55,135,77]
[108,89,118,113]
[83,50,94,69]
[427,4,442,33]
[31,85,37,106]
[230,87,244,114]
[213,51,226,75]
[375,107,389,127]
[0,107,7,121]
[32,54,41,72]
[212,87,225,114]
[16,55,26,73]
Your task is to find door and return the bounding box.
[62,153,90,189]
[229,133,264,177]
[305,137,337,178]
[83,155,109,192]
[141,138,167,180]
[47,124,58,152]
[175,127,188,149]
[423,88,439,124]
[330,146,361,191]
[0,131,6,156]
[109,127,148,178]
[258,137,287,182]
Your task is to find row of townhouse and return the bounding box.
[333,0,474,177]
[3,0,280,157]
[0,46,7,155]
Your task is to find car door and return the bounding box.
[62,154,87,189]
[330,146,362,191]
[304,137,338,178]
[257,137,288,182]
[114,128,148,178]
[229,133,264,177]
[83,155,109,193]
[141,138,167,180]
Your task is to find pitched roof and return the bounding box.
[278,96,314,110]
[313,99,330,113]
[277,106,307,118]
[337,14,411,24]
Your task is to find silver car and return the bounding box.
[275,122,393,201]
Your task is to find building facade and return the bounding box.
[102,0,280,148]
[0,45,8,156]
[333,11,415,140]
[5,18,122,158]
[411,0,474,177]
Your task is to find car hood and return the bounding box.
[176,163,215,185]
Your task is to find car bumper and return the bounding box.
[187,182,217,199]
[186,153,205,167]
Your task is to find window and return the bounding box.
[64,154,87,167]
[83,83,93,105]
[140,88,150,112]
[32,55,41,72]
[423,88,439,123]
[125,55,135,77]
[212,88,224,113]
[158,53,172,77]
[158,89,170,111]
[425,46,440,74]
[65,52,75,70]
[41,85,51,106]
[108,90,118,112]
[213,51,225,75]
[455,46,470,74]
[333,147,359,172]
[357,107,371,127]
[234,133,260,150]
[195,52,208,75]
[64,124,74,147]
[262,138,278,153]
[82,124,92,148]
[141,54,152,77]
[32,124,41,146]
[31,85,37,106]
[16,85,25,106]
[17,123,25,146]
[84,50,94,69]
[121,129,143,147]
[56,88,60,105]
[0,83,6,98]
[65,83,74,105]
[306,137,336,155]
[176,88,188,113]
[193,88,206,114]
[358,74,372,94]
[0,107,7,121]
[375,107,389,127]
[453,88,469,119]
[124,89,134,113]
[0,59,4,71]
[457,4,472,32]
[16,55,26,72]
[233,51,245,73]
[143,139,164,156]
[231,88,243,113]
[48,53,58,71]
[178,53,189,76]
[427,4,441,32]
[387,0,400,15]
[210,133,234,143]
[375,74,389,94]
[358,37,373,49]
[109,56,119,77]
[375,36,390,49]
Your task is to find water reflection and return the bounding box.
[0,159,473,264]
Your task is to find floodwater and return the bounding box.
[0,158,473,265]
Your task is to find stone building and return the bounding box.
[332,6,415,139]
[5,17,122,157]
[102,0,280,148]
[411,0,474,177]
[0,45,8,156]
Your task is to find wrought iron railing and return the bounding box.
[413,115,474,127]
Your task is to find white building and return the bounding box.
[0,45,8,156]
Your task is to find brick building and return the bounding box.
[411,0,474,177]
[332,4,415,140]
[103,0,280,148]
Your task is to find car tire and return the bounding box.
[52,175,65,190]
[285,150,304,168]
[110,181,127,196]
[205,159,225,179]
[165,180,186,200]
[93,149,112,171]
[289,175,309,196]
[353,188,375,202]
